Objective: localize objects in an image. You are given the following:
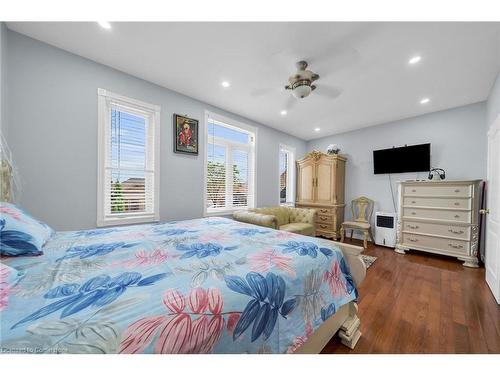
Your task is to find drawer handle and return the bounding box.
[408,238,419,242]
[411,212,417,215]
[448,243,464,249]
[448,229,464,234]
[320,225,328,229]
[407,225,419,229]
[412,189,416,192]
[320,209,328,213]
[454,215,460,218]
[454,202,460,206]
[411,200,417,204]
[320,217,328,221]
[454,189,460,193]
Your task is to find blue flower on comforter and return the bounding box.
[73,228,118,237]
[320,302,338,321]
[56,242,138,261]
[224,272,297,342]
[11,272,168,329]
[278,241,334,258]
[175,242,238,259]
[232,228,270,236]
[153,228,198,236]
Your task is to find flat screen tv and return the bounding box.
[373,143,430,174]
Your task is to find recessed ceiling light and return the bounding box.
[314,127,321,132]
[97,21,111,30]
[420,98,430,104]
[221,81,230,88]
[280,110,287,116]
[409,56,421,65]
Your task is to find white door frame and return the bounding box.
[485,113,500,304]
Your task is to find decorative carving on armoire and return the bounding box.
[306,150,324,161]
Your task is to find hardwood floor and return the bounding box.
[322,240,500,354]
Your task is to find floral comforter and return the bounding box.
[0,217,357,354]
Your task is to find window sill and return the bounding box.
[97,214,160,227]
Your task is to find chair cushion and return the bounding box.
[279,222,315,236]
[0,201,54,256]
[342,221,371,229]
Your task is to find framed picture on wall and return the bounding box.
[173,114,199,155]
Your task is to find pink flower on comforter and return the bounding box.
[323,261,348,297]
[0,206,25,222]
[248,249,296,277]
[115,249,177,268]
[119,287,234,354]
[0,265,13,311]
[286,323,313,353]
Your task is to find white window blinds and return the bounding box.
[98,89,160,226]
[205,114,255,214]
[279,145,295,205]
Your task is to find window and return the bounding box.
[279,144,295,205]
[97,89,160,226]
[204,111,256,215]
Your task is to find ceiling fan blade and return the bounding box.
[307,24,379,76]
[316,85,342,99]
[313,48,360,78]
[250,87,278,97]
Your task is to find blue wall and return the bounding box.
[4,29,307,230]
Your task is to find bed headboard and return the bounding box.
[0,158,13,202]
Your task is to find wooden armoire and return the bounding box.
[295,150,346,239]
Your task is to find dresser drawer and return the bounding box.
[403,208,471,223]
[403,233,469,255]
[402,220,470,240]
[404,184,471,197]
[317,222,334,231]
[403,196,471,209]
[316,214,333,224]
[316,207,333,215]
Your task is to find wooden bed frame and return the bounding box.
[295,241,366,353]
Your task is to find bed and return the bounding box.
[0,216,365,354]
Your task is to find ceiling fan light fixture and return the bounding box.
[291,81,312,99]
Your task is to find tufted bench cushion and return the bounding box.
[233,206,317,236]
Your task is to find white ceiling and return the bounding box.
[6,22,500,140]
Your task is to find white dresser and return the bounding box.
[395,180,481,267]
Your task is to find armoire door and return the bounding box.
[315,159,333,204]
[297,161,315,203]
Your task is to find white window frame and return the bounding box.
[204,110,257,216]
[279,144,296,206]
[97,88,160,227]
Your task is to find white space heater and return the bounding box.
[374,212,397,248]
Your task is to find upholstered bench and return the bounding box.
[233,206,317,236]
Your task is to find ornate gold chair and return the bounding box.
[340,196,374,249]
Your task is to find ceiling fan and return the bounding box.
[251,60,343,111]
[285,60,320,99]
